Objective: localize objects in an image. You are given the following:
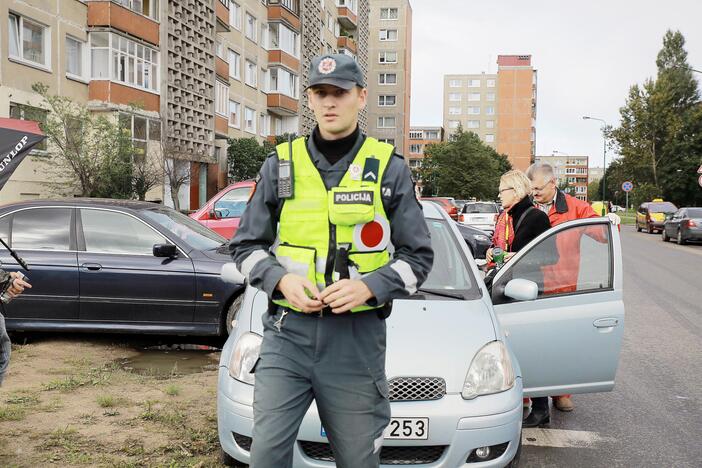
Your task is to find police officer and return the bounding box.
[0,271,32,386]
[229,54,433,467]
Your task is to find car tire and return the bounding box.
[662,229,669,242]
[636,222,642,232]
[225,292,245,335]
[506,431,523,468]
[220,447,247,467]
[677,230,686,245]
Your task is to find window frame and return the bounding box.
[8,13,51,70]
[4,207,75,252]
[378,73,397,85]
[378,95,396,107]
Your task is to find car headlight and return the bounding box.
[473,234,490,242]
[228,332,262,385]
[462,341,515,399]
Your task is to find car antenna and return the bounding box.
[0,237,29,271]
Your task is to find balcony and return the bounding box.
[87,1,159,45]
[267,0,301,30]
[89,81,160,112]
[215,115,229,138]
[267,93,298,116]
[215,56,229,81]
[267,50,300,71]
[337,6,357,30]
[337,36,357,54]
[216,0,230,32]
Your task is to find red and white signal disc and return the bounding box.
[353,215,391,251]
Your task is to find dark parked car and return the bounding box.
[0,199,245,336]
[662,207,702,245]
[454,221,491,260]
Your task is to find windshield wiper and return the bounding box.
[416,288,465,300]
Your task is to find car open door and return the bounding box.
[491,218,624,397]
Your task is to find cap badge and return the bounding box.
[318,57,337,75]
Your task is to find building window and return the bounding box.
[245,13,257,42]
[468,107,480,115]
[259,112,270,137]
[485,134,495,143]
[118,113,160,157]
[378,95,396,106]
[409,144,422,153]
[486,106,495,115]
[215,81,229,116]
[468,93,481,101]
[379,29,398,41]
[448,120,460,129]
[268,23,300,58]
[487,92,495,101]
[426,130,439,140]
[229,50,240,79]
[449,79,462,87]
[486,120,494,128]
[378,138,395,145]
[409,131,423,139]
[378,73,397,85]
[8,13,51,69]
[65,36,87,79]
[380,7,399,19]
[338,0,358,14]
[469,79,481,87]
[245,60,257,87]
[448,107,461,115]
[268,67,299,98]
[9,103,48,150]
[467,120,479,129]
[378,51,398,64]
[487,79,495,87]
[448,93,461,102]
[89,32,159,92]
[229,1,241,29]
[114,0,160,20]
[228,100,240,128]
[326,11,334,31]
[244,107,256,133]
[377,116,396,128]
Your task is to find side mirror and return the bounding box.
[153,243,177,258]
[504,278,538,301]
[209,209,221,220]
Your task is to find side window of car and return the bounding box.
[495,222,612,301]
[0,216,9,242]
[214,187,251,219]
[81,209,168,255]
[11,208,72,250]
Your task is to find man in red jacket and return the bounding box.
[522,163,598,425]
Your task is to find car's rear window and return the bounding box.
[462,203,498,214]
[649,202,677,213]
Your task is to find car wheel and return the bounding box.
[636,222,642,232]
[220,447,247,467]
[662,229,669,242]
[677,230,686,245]
[505,431,523,468]
[225,293,245,335]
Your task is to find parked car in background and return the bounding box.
[454,222,491,260]
[0,199,245,337]
[421,197,458,220]
[662,207,702,244]
[459,201,500,235]
[454,199,468,211]
[217,201,625,467]
[636,199,678,234]
[611,204,626,213]
[190,180,256,239]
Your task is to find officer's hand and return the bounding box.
[485,248,494,263]
[7,272,31,298]
[319,279,374,313]
[276,274,324,312]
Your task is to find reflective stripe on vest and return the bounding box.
[272,136,394,312]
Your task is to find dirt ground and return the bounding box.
[0,335,225,467]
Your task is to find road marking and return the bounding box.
[522,428,614,448]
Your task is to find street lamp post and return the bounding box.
[583,116,608,202]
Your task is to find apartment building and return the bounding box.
[366,0,411,156]
[443,55,537,172]
[407,126,442,170]
[589,167,604,183]
[0,0,370,209]
[534,154,589,201]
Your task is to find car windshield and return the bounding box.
[142,208,226,250]
[687,208,702,217]
[214,186,252,218]
[420,219,479,298]
[649,202,677,213]
[462,203,498,214]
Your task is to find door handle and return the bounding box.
[593,318,619,328]
[81,263,102,271]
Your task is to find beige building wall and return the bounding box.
[443,73,498,147]
[366,0,411,156]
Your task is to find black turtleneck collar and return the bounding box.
[312,125,360,166]
[508,195,534,227]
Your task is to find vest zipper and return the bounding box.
[325,223,336,287]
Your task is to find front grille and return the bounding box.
[232,432,252,451]
[389,377,446,402]
[300,441,446,465]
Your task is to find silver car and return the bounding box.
[458,201,500,235]
[217,202,624,467]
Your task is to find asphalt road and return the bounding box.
[520,225,702,468]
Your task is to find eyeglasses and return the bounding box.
[498,187,514,195]
[531,181,554,192]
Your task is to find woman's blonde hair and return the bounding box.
[500,170,532,200]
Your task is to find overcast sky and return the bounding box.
[408,0,702,168]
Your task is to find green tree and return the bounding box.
[227,137,275,182]
[587,180,600,202]
[419,129,511,199]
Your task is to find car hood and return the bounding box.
[250,297,498,393]
[199,244,233,262]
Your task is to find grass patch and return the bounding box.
[5,391,40,406]
[38,426,102,464]
[97,395,115,408]
[0,405,26,421]
[42,364,114,392]
[139,400,186,428]
[164,384,181,396]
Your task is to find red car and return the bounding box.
[421,197,458,220]
[190,180,256,239]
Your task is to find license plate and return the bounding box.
[383,417,429,440]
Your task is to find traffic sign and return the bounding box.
[622,181,633,192]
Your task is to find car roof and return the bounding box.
[421,200,446,219]
[0,198,164,212]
